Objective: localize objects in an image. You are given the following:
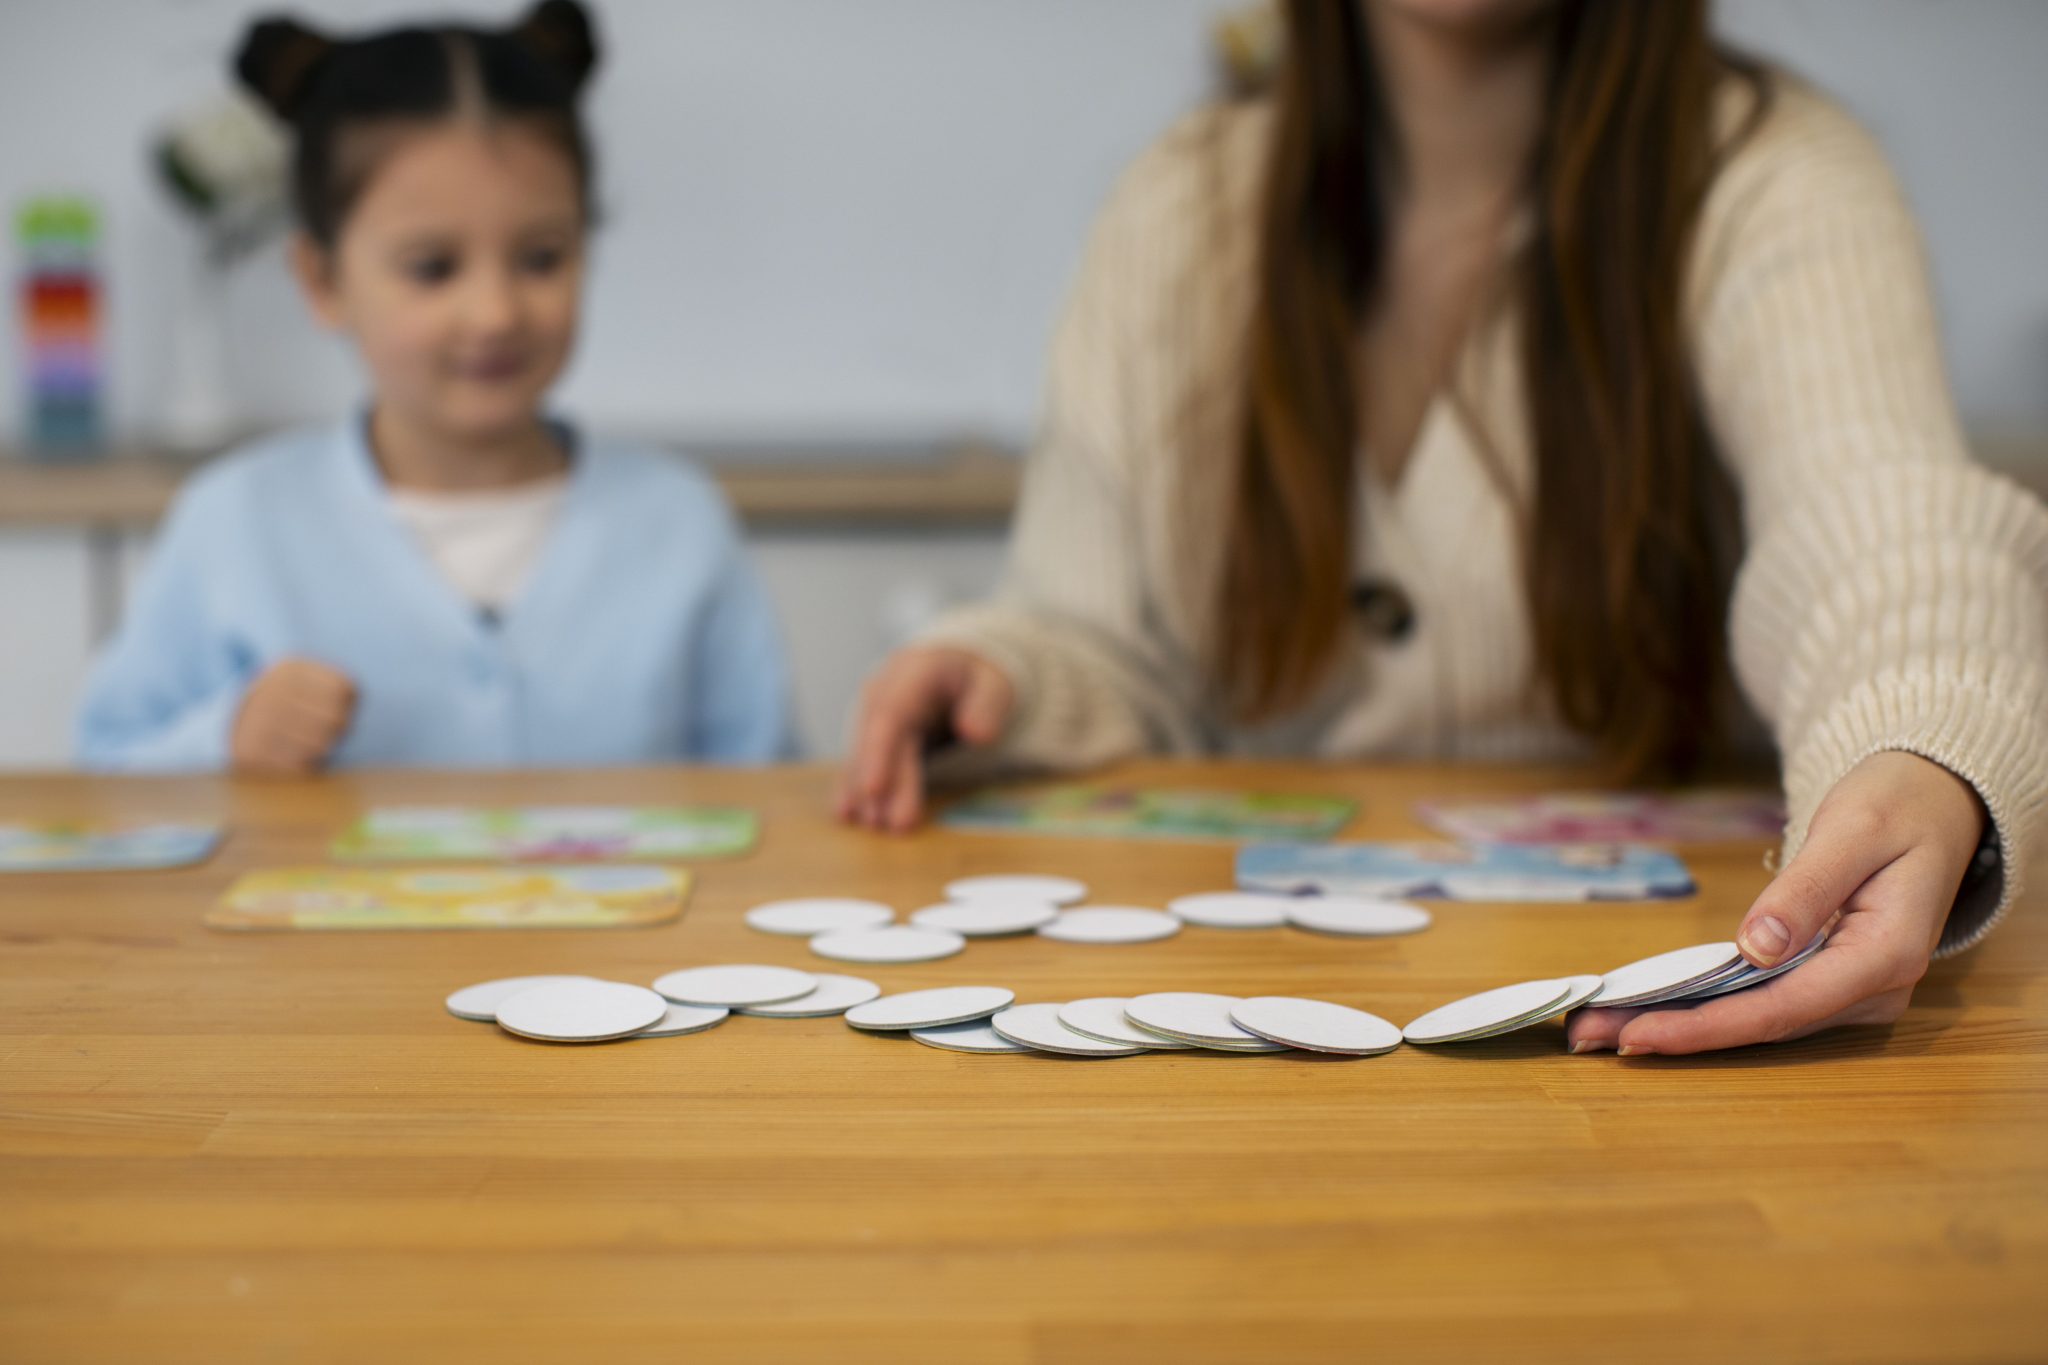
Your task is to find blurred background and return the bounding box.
[0,0,2043,767]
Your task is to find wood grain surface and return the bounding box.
[1,761,2042,1364]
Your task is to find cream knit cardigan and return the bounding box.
[919,80,2048,954]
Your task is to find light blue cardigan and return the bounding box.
[76,419,794,770]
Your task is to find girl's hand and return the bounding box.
[837,646,1014,832]
[230,657,358,775]
[1567,751,1986,1056]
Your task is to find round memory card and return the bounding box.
[809,926,967,964]
[1166,892,1291,929]
[1038,907,1181,945]
[945,874,1087,906]
[652,964,819,1008]
[1283,896,1433,937]
[845,986,1016,1031]
[636,1002,731,1037]
[744,898,895,937]
[446,974,598,1021]
[735,973,882,1018]
[909,899,1059,936]
[1124,993,1288,1051]
[1589,942,1743,1007]
[1402,978,1572,1044]
[992,1003,1150,1056]
[495,979,669,1043]
[1229,997,1402,1055]
[910,1019,1033,1054]
[1057,997,1195,1049]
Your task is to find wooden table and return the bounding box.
[2,761,2043,1363]
[0,441,1023,531]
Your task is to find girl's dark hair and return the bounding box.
[234,0,600,245]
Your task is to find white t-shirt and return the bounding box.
[386,475,570,612]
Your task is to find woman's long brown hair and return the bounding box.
[1215,0,1762,779]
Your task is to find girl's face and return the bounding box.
[294,121,585,444]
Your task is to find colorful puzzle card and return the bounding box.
[0,822,221,872]
[1236,840,1696,902]
[940,784,1356,844]
[208,865,689,931]
[332,806,757,862]
[1415,790,1784,845]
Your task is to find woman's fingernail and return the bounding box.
[1570,1039,1607,1055]
[1740,914,1790,963]
[1617,1044,1655,1057]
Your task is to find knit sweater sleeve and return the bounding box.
[1697,85,2048,954]
[913,121,1226,771]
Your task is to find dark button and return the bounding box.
[1351,578,1416,643]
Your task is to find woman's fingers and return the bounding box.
[950,659,1013,746]
[841,656,956,828]
[1570,977,1917,1057]
[1737,819,1893,969]
[843,672,920,824]
[839,649,1013,830]
[881,731,927,832]
[1563,1004,1643,1054]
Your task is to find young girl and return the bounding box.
[78,0,792,771]
[840,0,2048,1055]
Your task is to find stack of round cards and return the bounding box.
[1401,932,1830,1044]
[1586,931,1828,1006]
[843,986,1405,1060]
[446,964,884,1044]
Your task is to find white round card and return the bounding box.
[744,898,895,937]
[1689,932,1829,999]
[945,874,1087,906]
[1589,942,1743,1007]
[992,1003,1149,1056]
[909,899,1058,936]
[652,964,819,1008]
[1123,993,1287,1050]
[446,974,597,1021]
[495,979,668,1043]
[1549,974,1608,1014]
[1057,997,1194,1049]
[1402,978,1572,1044]
[911,1020,1033,1054]
[1038,907,1181,945]
[1167,892,1291,929]
[1283,896,1433,937]
[845,985,1016,1031]
[1230,997,1402,1055]
[810,926,966,964]
[636,1002,731,1037]
[736,973,882,1018]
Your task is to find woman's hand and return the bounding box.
[836,646,1015,832]
[1567,751,1987,1056]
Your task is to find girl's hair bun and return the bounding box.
[507,1,600,94]
[234,16,338,123]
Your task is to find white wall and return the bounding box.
[1,1,2043,444]
[0,0,1238,446]
[0,534,96,767]
[1718,0,2048,430]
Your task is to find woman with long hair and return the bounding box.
[840,0,2048,1056]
